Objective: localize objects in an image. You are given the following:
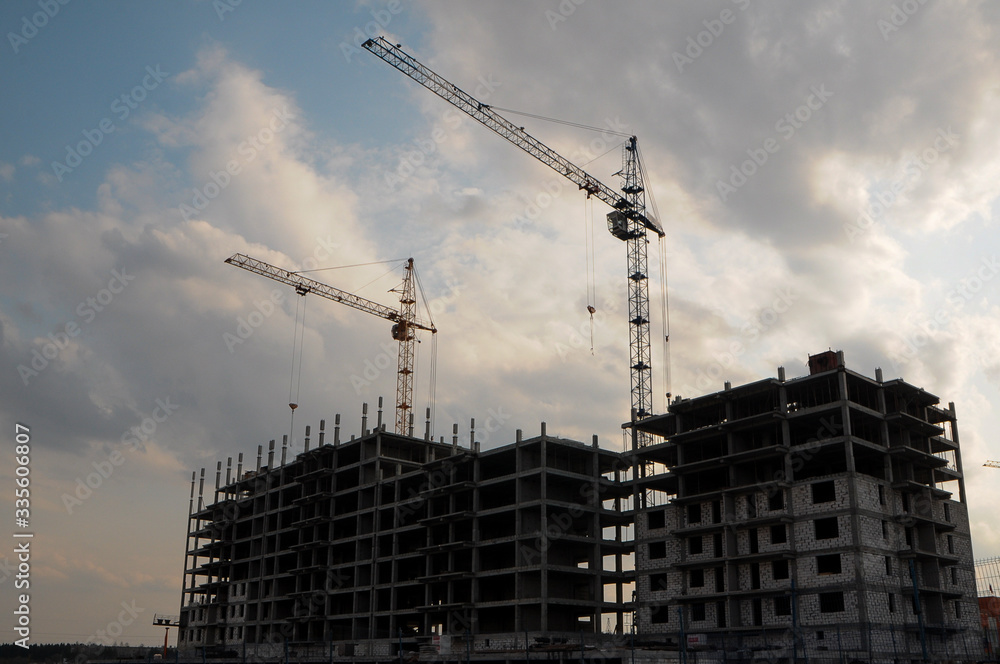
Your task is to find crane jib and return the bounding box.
[364,37,665,439]
[225,252,437,436]
[362,37,663,238]
[224,254,436,333]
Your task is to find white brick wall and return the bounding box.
[684,568,716,597]
[798,551,857,587]
[686,501,707,527]
[793,515,853,552]
[797,589,859,626]
[686,600,717,629]
[762,597,794,627]
[791,478,851,516]
[854,476,885,512]
[760,525,792,554]
[949,498,970,532]
[859,551,896,581]
[634,444,980,654]
[761,561,793,591]
[859,514,890,545]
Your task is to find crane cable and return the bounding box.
[584,196,597,353]
[485,105,632,137]
[636,140,672,410]
[296,296,307,406]
[658,236,672,409]
[482,103,624,358]
[288,290,308,449]
[413,264,438,438]
[361,260,409,295]
[429,333,438,437]
[295,258,406,275]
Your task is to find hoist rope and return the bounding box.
[287,292,309,450]
[658,235,672,410]
[585,196,597,354]
[412,264,437,437]
[296,296,307,405]
[429,333,438,438]
[289,295,302,406]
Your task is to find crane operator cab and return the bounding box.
[607,210,632,241]
[392,321,414,341]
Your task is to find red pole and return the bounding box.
[163,626,170,658]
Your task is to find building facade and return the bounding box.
[633,351,981,661]
[179,351,985,662]
[179,419,632,658]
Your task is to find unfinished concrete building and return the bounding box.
[632,350,981,661]
[178,351,987,662]
[178,413,633,660]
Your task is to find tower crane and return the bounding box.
[985,460,1000,468]
[225,253,437,435]
[363,37,666,445]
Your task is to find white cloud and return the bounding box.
[3,2,1000,645]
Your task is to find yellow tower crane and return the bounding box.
[225,253,437,435]
[362,37,668,447]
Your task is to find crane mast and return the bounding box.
[617,137,654,426]
[225,253,436,435]
[363,37,665,444]
[392,258,420,435]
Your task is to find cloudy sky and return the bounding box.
[2,0,1000,647]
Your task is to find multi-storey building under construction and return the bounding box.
[179,415,633,660]
[633,350,981,660]
[179,352,984,662]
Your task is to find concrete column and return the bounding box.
[949,403,968,504]
[539,431,548,633]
